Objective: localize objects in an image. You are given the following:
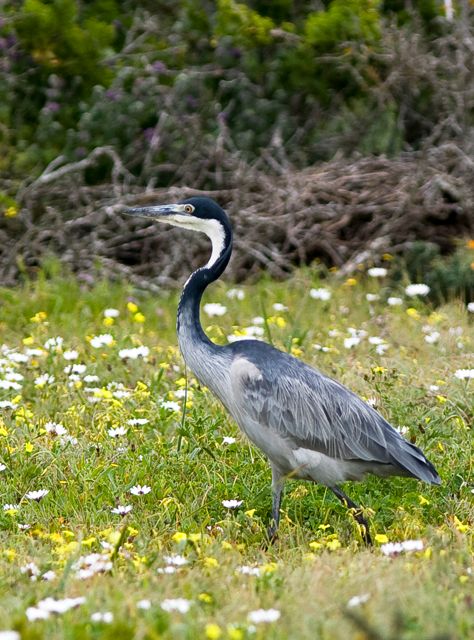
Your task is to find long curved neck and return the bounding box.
[177,219,232,355]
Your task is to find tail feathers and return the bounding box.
[391,441,441,485]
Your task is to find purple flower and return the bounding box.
[44,101,60,113]
[152,61,167,73]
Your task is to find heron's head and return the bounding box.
[125,196,228,229]
[125,196,232,267]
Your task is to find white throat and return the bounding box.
[166,214,226,269]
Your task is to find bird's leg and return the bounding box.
[267,465,284,542]
[331,486,372,546]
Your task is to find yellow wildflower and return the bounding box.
[203,557,219,569]
[24,442,34,453]
[30,311,47,323]
[374,533,389,544]
[103,316,114,327]
[127,302,138,313]
[205,623,222,640]
[309,541,322,550]
[227,626,244,640]
[198,593,213,604]
[326,538,342,551]
[418,495,430,506]
[4,206,18,218]
[172,531,187,543]
[133,312,146,323]
[453,516,469,533]
[406,307,419,319]
[345,278,357,286]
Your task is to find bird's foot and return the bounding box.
[265,524,279,545]
[352,511,372,546]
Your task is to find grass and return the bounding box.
[0,265,472,639]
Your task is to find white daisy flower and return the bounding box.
[203,303,227,317]
[34,373,55,387]
[129,484,151,496]
[137,599,152,610]
[118,346,149,360]
[107,426,127,438]
[42,570,57,581]
[310,288,331,301]
[0,463,6,472]
[20,562,40,580]
[344,337,360,349]
[0,401,19,409]
[91,612,114,623]
[424,332,440,344]
[160,598,192,614]
[226,288,245,300]
[222,499,243,509]
[387,296,403,306]
[313,344,330,352]
[222,436,236,445]
[7,351,29,363]
[44,422,67,436]
[3,504,20,511]
[163,554,188,566]
[467,302,474,313]
[104,308,120,318]
[160,400,181,412]
[157,566,177,574]
[44,336,64,351]
[111,505,132,516]
[0,380,22,390]
[347,593,370,607]
[25,489,49,501]
[90,334,114,348]
[272,303,288,312]
[381,539,424,556]
[63,350,79,361]
[366,293,379,302]
[64,363,86,375]
[127,418,149,426]
[405,284,430,297]
[0,631,21,640]
[248,608,281,624]
[73,553,112,579]
[454,369,474,380]
[236,565,261,576]
[367,267,387,278]
[83,374,100,383]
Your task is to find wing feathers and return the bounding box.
[232,350,439,483]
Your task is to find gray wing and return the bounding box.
[230,346,439,483]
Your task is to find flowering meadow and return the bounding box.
[0,267,472,639]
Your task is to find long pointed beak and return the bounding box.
[124,204,181,219]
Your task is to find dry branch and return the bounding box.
[1,147,472,289]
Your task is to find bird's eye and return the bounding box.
[184,204,194,214]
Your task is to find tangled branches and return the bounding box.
[1,143,472,289]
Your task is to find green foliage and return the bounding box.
[14,0,115,85]
[0,0,469,181]
[394,242,474,306]
[304,0,380,50]
[215,0,275,46]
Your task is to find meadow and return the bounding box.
[0,264,472,639]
